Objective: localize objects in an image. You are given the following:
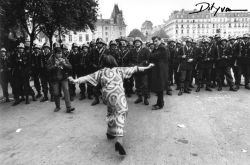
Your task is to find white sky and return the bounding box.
[97,0,250,33]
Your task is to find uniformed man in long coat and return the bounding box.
[149,36,169,110]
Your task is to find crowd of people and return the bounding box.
[1,34,250,155]
[1,34,250,110]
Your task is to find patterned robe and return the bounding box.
[77,66,138,137]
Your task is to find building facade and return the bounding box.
[164,9,250,40]
[35,4,126,48]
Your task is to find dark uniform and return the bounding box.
[40,45,53,102]
[173,42,183,90]
[78,45,92,99]
[120,41,134,97]
[89,38,109,105]
[68,44,80,100]
[196,40,215,92]
[128,43,150,104]
[168,42,175,86]
[12,44,36,105]
[178,40,196,95]
[0,48,12,102]
[238,36,250,89]
[231,38,241,88]
[30,46,42,98]
[215,39,237,91]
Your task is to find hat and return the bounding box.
[133,37,143,45]
[176,40,182,44]
[62,44,68,50]
[17,43,25,49]
[168,39,175,43]
[220,37,228,42]
[96,38,106,45]
[72,43,78,48]
[236,35,242,40]
[109,40,117,46]
[228,36,236,41]
[82,43,89,48]
[54,43,60,49]
[33,44,40,49]
[186,37,192,43]
[148,42,154,46]
[214,34,221,38]
[202,38,210,43]
[43,42,50,48]
[0,48,6,52]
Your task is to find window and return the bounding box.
[187,30,189,33]
[106,38,108,42]
[198,24,200,28]
[181,24,183,28]
[120,32,122,36]
[69,35,72,42]
[181,30,183,34]
[79,35,82,42]
[105,32,108,36]
[229,23,231,28]
[176,30,178,34]
[85,34,89,42]
[105,27,108,30]
[62,36,66,42]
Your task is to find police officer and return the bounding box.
[215,38,237,91]
[89,38,109,106]
[128,37,150,105]
[40,42,53,102]
[119,38,134,97]
[78,44,92,100]
[174,40,183,90]
[0,48,12,102]
[31,44,42,98]
[196,38,214,92]
[68,43,80,101]
[168,40,176,86]
[109,40,121,65]
[178,38,196,96]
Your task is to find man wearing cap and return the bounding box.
[128,37,150,105]
[237,34,250,89]
[89,38,109,105]
[215,38,237,91]
[109,40,121,65]
[31,44,42,98]
[78,44,92,100]
[119,38,134,97]
[177,38,196,96]
[40,43,53,102]
[196,38,215,92]
[173,40,183,90]
[168,40,176,87]
[47,44,75,113]
[0,48,12,102]
[67,43,80,101]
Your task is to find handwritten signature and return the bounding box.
[189,2,248,16]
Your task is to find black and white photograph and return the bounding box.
[0,0,250,164]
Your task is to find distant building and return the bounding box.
[141,20,153,36]
[164,9,250,40]
[35,4,126,48]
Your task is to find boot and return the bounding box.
[196,85,200,92]
[91,97,99,106]
[66,107,75,113]
[184,88,191,94]
[178,88,184,96]
[12,98,20,106]
[134,96,143,104]
[36,92,42,99]
[218,86,222,91]
[25,96,30,104]
[54,107,61,112]
[235,85,240,90]
[40,96,48,102]
[143,97,149,105]
[229,86,237,91]
[166,91,172,96]
[205,86,212,91]
[88,95,93,100]
[32,94,37,101]
[20,96,25,102]
[5,97,10,102]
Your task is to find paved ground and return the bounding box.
[1,86,250,165]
